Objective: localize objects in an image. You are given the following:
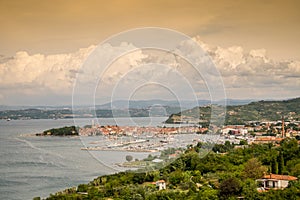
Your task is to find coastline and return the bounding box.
[19,133,80,138]
[81,146,158,152]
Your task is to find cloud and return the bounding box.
[0,46,95,92]
[0,37,299,105]
[194,37,300,99]
[0,46,96,105]
[0,43,150,105]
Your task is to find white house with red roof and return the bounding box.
[256,173,298,190]
[155,180,166,190]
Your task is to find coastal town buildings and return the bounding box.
[78,117,300,154]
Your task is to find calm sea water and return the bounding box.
[0,117,167,200]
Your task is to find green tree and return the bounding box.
[241,179,259,199]
[126,155,133,162]
[280,138,299,164]
[219,177,241,199]
[169,170,185,185]
[291,163,300,177]
[242,158,267,179]
[133,173,145,184]
[181,151,201,170]
[77,184,88,192]
[197,187,219,200]
[271,157,278,174]
[278,151,284,175]
[239,140,248,145]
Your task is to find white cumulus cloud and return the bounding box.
[194,37,300,99]
[0,37,299,105]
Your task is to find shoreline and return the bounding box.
[81,147,158,153]
[19,133,80,138]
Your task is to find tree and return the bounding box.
[271,157,278,174]
[239,140,248,145]
[280,138,299,164]
[132,173,145,184]
[126,155,133,162]
[225,140,232,147]
[291,163,300,177]
[242,158,267,179]
[197,187,218,200]
[181,151,201,170]
[194,142,203,152]
[77,184,88,192]
[219,177,241,199]
[169,170,185,185]
[241,179,259,199]
[278,151,284,175]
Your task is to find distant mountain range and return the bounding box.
[165,97,300,125]
[96,99,254,109]
[1,98,298,123]
[0,99,254,111]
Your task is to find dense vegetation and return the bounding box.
[166,97,300,125]
[39,138,300,199]
[37,126,79,136]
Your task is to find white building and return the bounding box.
[256,174,298,190]
[156,180,166,190]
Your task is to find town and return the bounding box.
[79,117,300,154]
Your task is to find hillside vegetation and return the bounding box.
[36,126,79,136]
[166,97,300,125]
[40,138,300,200]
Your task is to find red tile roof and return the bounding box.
[262,174,298,181]
[255,137,283,141]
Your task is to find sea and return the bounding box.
[0,117,168,200]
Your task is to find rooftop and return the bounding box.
[262,174,298,181]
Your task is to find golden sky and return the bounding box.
[1,0,300,60]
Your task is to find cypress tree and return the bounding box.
[278,151,284,175]
[271,157,278,174]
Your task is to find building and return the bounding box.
[155,180,166,190]
[252,137,283,144]
[256,174,298,190]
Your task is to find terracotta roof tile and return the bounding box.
[262,174,298,181]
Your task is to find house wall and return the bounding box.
[156,182,166,190]
[267,180,278,188]
[267,180,289,188]
[280,180,289,188]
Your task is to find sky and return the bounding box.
[0,0,299,105]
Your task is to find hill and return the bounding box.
[40,138,300,200]
[96,99,252,109]
[165,97,300,125]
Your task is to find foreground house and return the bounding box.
[256,174,298,190]
[155,180,166,190]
